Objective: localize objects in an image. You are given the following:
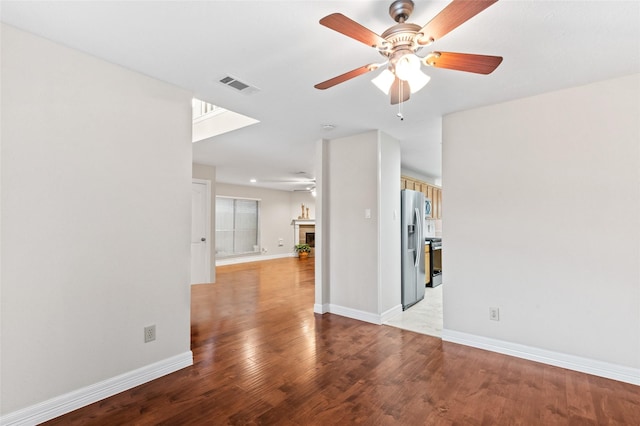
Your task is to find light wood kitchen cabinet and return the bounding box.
[432,187,441,219]
[401,175,442,219]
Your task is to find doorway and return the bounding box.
[191,179,211,284]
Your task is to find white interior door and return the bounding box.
[191,180,211,284]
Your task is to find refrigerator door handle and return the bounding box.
[414,207,421,268]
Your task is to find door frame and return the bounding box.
[192,178,212,284]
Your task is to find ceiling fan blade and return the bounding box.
[314,64,380,90]
[418,0,498,45]
[390,77,410,105]
[320,13,387,49]
[424,52,503,74]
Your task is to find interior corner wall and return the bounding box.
[192,163,217,283]
[315,139,330,311]
[327,131,380,314]
[442,73,640,370]
[1,24,193,414]
[324,130,401,321]
[378,132,402,315]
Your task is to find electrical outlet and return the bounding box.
[144,325,156,343]
[489,307,500,321]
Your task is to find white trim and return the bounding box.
[291,219,315,225]
[192,179,211,284]
[327,304,382,325]
[215,252,293,266]
[291,219,315,247]
[314,303,329,314]
[216,195,261,201]
[0,351,193,426]
[380,304,403,324]
[442,329,640,386]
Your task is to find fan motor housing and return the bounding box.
[389,0,415,23]
[380,23,422,57]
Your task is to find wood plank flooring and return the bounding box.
[44,257,639,425]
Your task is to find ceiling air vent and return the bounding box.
[219,75,260,95]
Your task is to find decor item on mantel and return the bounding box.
[294,243,311,259]
[299,203,306,219]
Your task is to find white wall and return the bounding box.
[442,74,640,377]
[322,131,402,322]
[328,132,380,313]
[378,133,402,315]
[1,24,193,415]
[315,139,330,311]
[192,163,217,283]
[215,183,315,261]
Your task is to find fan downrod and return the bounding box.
[389,0,414,23]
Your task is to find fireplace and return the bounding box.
[292,219,315,253]
[298,225,315,248]
[305,232,315,248]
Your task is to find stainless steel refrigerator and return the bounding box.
[401,189,426,310]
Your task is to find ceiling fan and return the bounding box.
[259,173,317,193]
[314,0,503,104]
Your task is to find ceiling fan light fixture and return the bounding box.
[372,69,395,95]
[394,53,421,81]
[407,69,431,93]
[316,0,503,102]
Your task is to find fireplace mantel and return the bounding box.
[291,219,315,226]
[292,219,315,247]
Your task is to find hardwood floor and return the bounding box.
[44,257,639,425]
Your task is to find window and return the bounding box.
[216,197,260,257]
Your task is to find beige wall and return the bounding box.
[327,131,380,313]
[1,24,193,414]
[378,132,402,315]
[319,130,402,322]
[442,74,640,379]
[215,183,316,261]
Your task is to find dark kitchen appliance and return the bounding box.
[426,237,442,287]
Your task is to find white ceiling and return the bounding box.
[2,1,639,191]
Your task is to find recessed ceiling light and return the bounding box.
[250,178,257,183]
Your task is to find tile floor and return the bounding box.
[384,284,443,337]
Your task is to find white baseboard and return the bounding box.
[325,304,403,325]
[215,252,293,266]
[0,351,193,426]
[314,303,329,314]
[327,304,382,325]
[442,329,640,386]
[380,304,403,324]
